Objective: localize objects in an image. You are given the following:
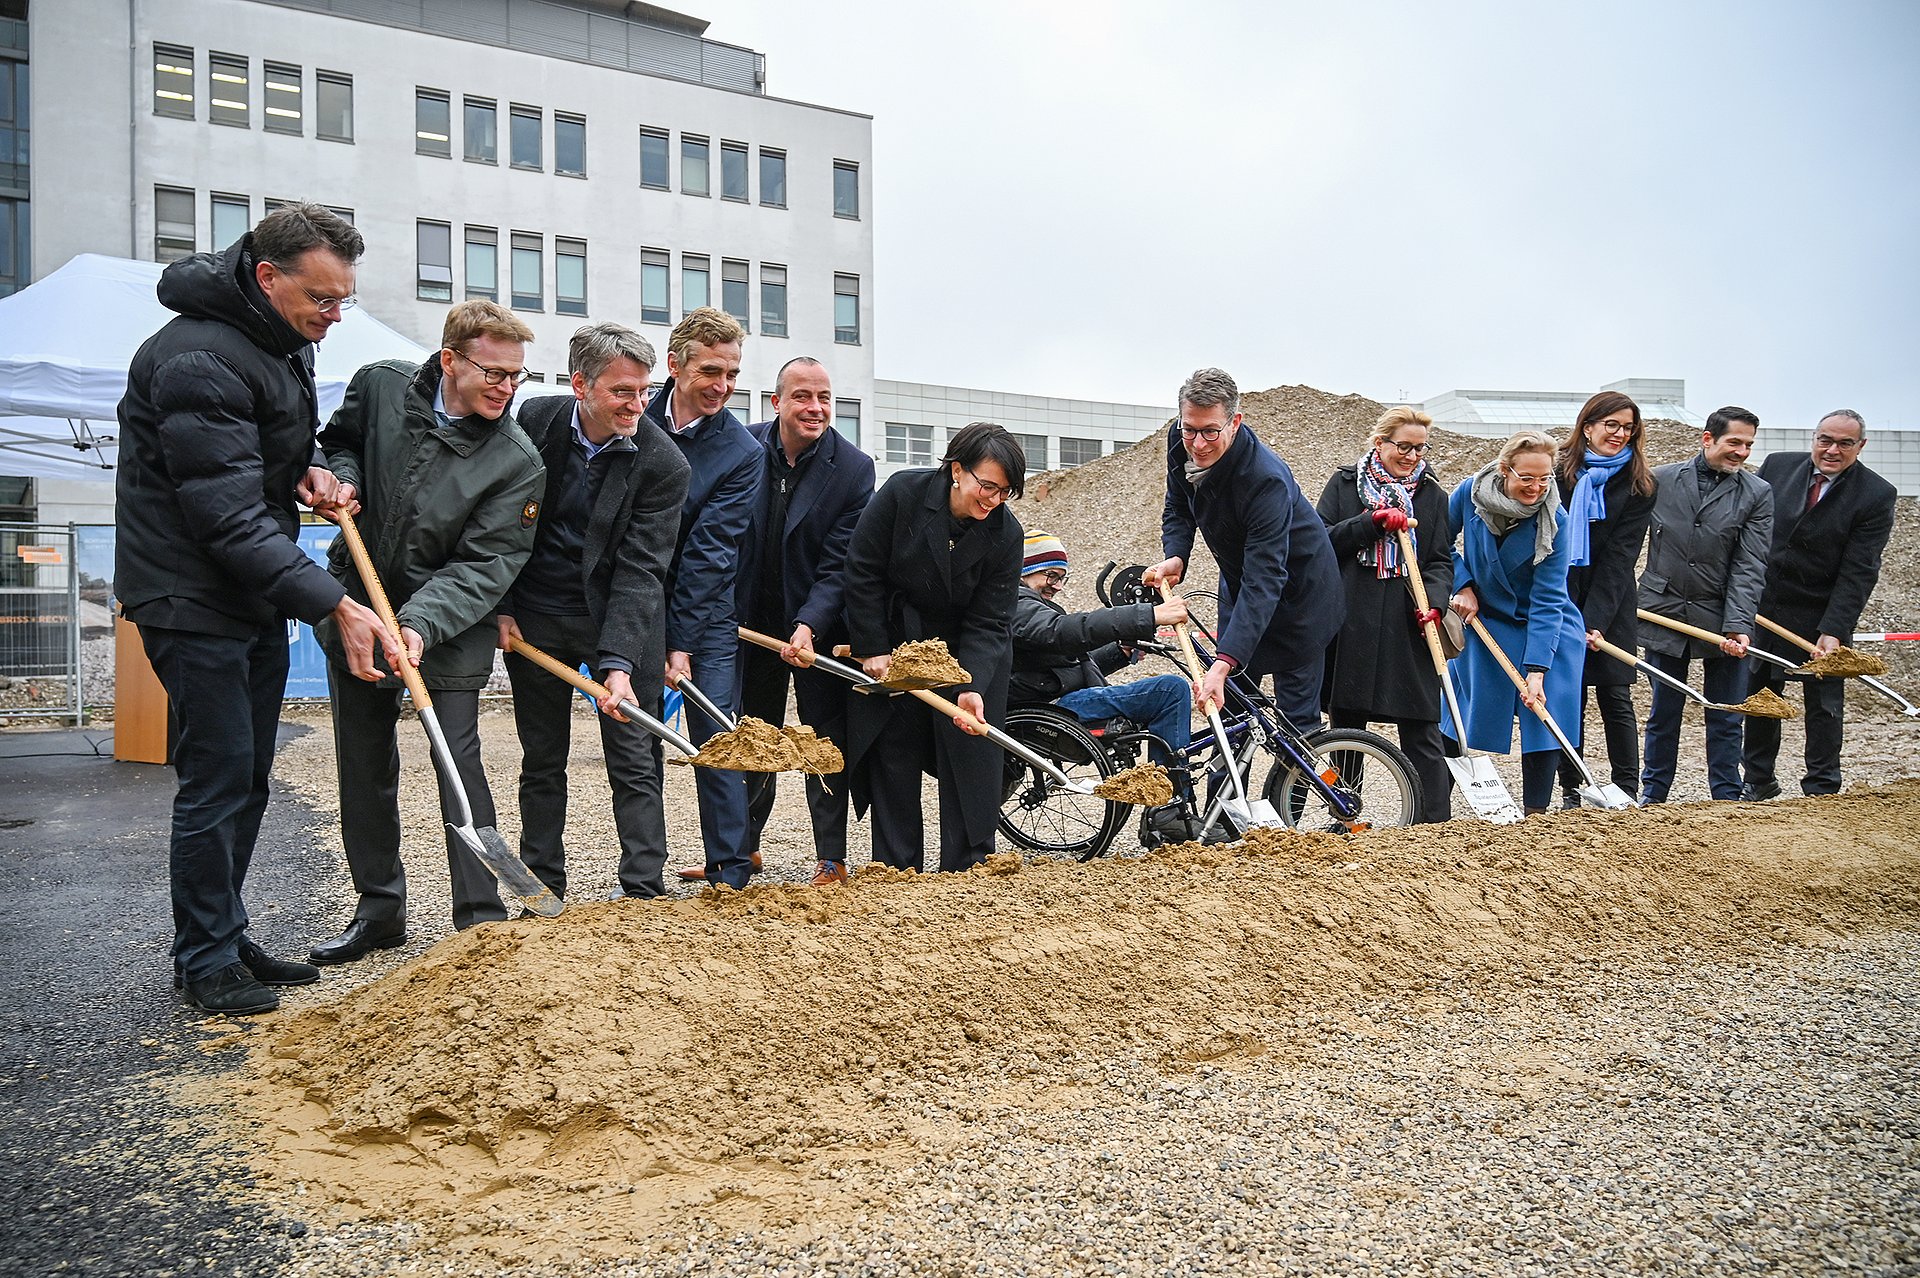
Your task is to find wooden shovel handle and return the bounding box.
[335,513,432,711]
[1155,579,1212,691]
[742,626,817,665]
[1754,614,1819,656]
[1467,615,1552,724]
[508,636,611,701]
[825,642,985,731]
[1636,608,1736,649]
[1395,527,1451,677]
[1589,634,1642,669]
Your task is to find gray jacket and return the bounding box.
[1637,454,1774,659]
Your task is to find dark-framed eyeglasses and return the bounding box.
[1179,424,1225,442]
[300,285,358,313]
[1039,568,1069,585]
[1813,434,1862,451]
[452,348,532,388]
[1385,439,1430,457]
[965,466,1012,501]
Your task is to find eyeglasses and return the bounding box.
[1384,439,1430,457]
[1813,434,1862,451]
[1589,418,1635,437]
[965,466,1012,501]
[1040,568,1069,585]
[1504,470,1552,488]
[299,285,358,313]
[1179,425,1225,442]
[452,348,532,388]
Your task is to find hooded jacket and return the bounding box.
[114,237,346,635]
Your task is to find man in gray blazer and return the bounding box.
[1637,406,1774,804]
[499,324,691,900]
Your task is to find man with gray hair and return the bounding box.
[500,323,691,900]
[1740,408,1897,800]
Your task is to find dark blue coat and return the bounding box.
[644,381,761,656]
[1161,423,1344,675]
[740,421,876,645]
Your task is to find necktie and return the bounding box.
[1806,476,1826,512]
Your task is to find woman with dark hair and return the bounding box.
[1317,405,1453,823]
[842,422,1026,871]
[1553,391,1658,807]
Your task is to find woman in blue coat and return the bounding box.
[1444,430,1588,813]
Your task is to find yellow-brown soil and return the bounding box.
[781,724,845,775]
[1796,646,1888,678]
[1094,762,1175,805]
[886,639,970,686]
[1731,687,1799,719]
[683,716,800,771]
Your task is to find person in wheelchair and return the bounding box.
[1009,530,1200,848]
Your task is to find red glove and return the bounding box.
[1415,607,1443,629]
[1371,507,1411,533]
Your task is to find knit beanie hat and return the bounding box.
[1022,529,1068,575]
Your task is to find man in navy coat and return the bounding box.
[644,307,761,890]
[1147,366,1344,729]
[723,356,875,886]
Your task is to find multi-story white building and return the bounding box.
[874,380,1172,481]
[25,0,873,440]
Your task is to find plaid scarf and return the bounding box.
[1356,450,1424,578]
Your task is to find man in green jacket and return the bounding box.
[310,301,546,962]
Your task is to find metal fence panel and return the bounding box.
[0,523,81,723]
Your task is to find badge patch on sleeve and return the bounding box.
[520,500,541,528]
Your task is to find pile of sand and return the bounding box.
[1796,646,1888,678]
[886,639,970,686]
[1093,761,1175,805]
[682,716,802,772]
[1732,686,1798,719]
[780,723,844,775]
[228,782,1920,1259]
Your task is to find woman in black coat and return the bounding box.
[1318,405,1453,823]
[842,423,1026,872]
[1553,390,1657,805]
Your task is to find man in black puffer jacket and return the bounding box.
[116,203,394,1017]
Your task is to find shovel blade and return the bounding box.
[1223,797,1287,831]
[1445,757,1525,824]
[1579,781,1636,811]
[452,822,565,917]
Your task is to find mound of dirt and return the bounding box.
[1796,646,1888,678]
[1092,761,1174,805]
[886,639,970,686]
[227,782,1920,1260]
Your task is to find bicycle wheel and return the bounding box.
[997,707,1128,860]
[1263,727,1421,832]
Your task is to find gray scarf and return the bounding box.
[1470,462,1560,565]
[1183,458,1212,486]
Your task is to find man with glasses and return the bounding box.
[1011,530,1201,846]
[1740,410,1896,800]
[116,202,396,1015]
[1146,367,1343,734]
[308,300,547,962]
[500,324,691,901]
[1637,406,1774,804]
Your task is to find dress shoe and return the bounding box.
[810,859,849,887]
[308,919,408,966]
[181,962,279,1016]
[676,851,762,882]
[1739,780,1782,802]
[239,938,321,986]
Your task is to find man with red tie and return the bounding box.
[1740,410,1898,799]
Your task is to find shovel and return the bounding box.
[1635,609,1802,674]
[669,671,738,733]
[334,514,563,917]
[1158,580,1283,832]
[505,637,701,758]
[1755,615,1920,717]
[1589,634,1780,715]
[1394,529,1522,823]
[1465,615,1634,810]
[822,642,968,693]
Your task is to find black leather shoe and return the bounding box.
[240,938,321,986]
[182,962,279,1016]
[1739,780,1782,802]
[308,919,408,966]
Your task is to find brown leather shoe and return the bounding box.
[810,860,849,887]
[676,852,763,882]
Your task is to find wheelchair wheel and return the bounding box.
[1263,727,1421,832]
[997,707,1128,861]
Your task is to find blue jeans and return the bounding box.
[1640,650,1748,802]
[684,644,752,888]
[1056,675,1192,772]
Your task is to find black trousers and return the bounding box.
[503,610,668,899]
[739,643,850,863]
[1329,710,1450,824]
[1559,682,1639,798]
[1741,667,1846,795]
[327,668,506,930]
[865,701,993,873]
[141,622,287,982]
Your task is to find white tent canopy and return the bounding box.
[0,253,427,478]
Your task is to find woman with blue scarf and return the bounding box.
[1552,391,1657,806]
[1317,406,1454,823]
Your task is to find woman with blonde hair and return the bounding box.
[1445,430,1588,813]
[1317,405,1452,822]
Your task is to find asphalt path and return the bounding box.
[0,726,326,1277]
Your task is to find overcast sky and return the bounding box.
[701,0,1917,431]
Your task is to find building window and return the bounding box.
[1060,436,1103,467]
[153,43,194,119]
[639,127,669,189]
[886,423,933,467]
[208,52,249,128]
[835,398,861,445]
[315,70,352,142]
[834,273,861,345]
[833,160,859,219]
[682,253,709,314]
[510,232,542,310]
[681,134,709,196]
[640,247,670,326]
[720,258,748,329]
[0,59,22,195]
[211,193,249,251]
[263,63,302,134]
[510,104,541,169]
[759,148,787,208]
[759,264,788,338]
[463,97,496,163]
[555,113,586,176]
[727,390,750,418]
[0,199,24,299]
[464,226,497,301]
[327,206,355,224]
[415,88,450,157]
[1013,433,1048,471]
[720,140,747,201]
[416,220,452,302]
[556,238,587,316]
[154,186,194,262]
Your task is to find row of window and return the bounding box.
[154,187,355,261]
[153,44,354,141]
[883,425,1111,472]
[416,220,861,343]
[416,91,585,178]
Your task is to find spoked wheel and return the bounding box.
[1263,727,1421,832]
[997,707,1128,861]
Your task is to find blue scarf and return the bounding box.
[1566,447,1633,568]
